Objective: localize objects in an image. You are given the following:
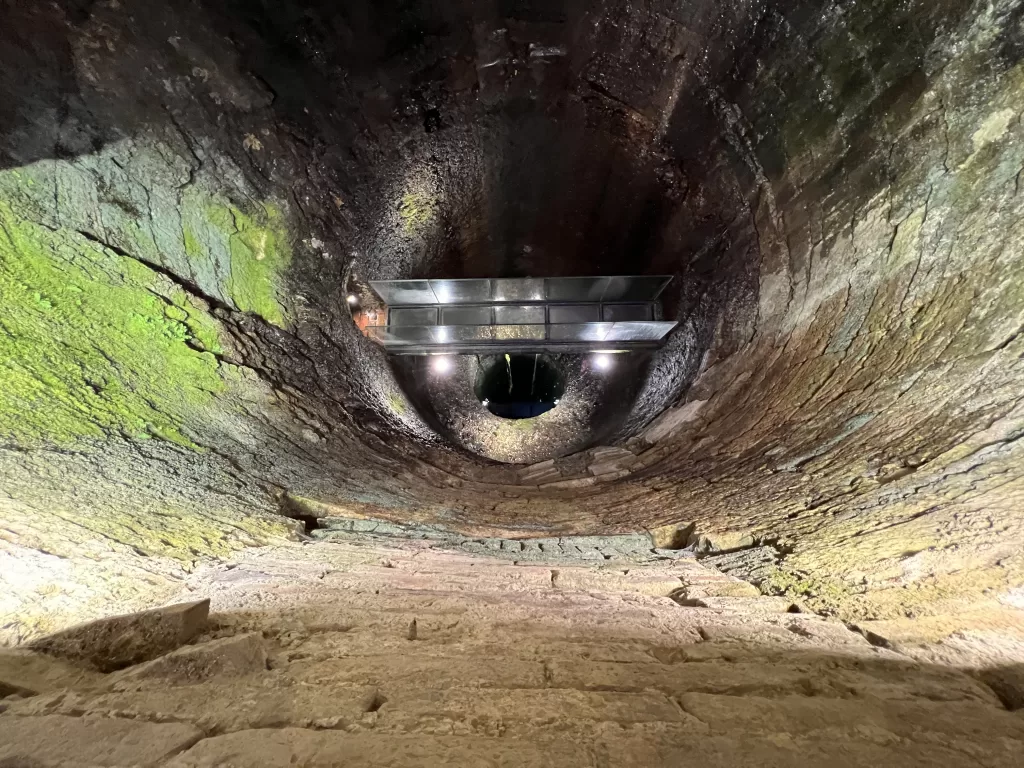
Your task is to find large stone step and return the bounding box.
[678,691,1024,742]
[378,686,683,728]
[7,681,380,734]
[187,545,772,616]
[279,631,669,666]
[207,594,863,654]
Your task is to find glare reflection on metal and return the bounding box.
[364,322,676,353]
[365,276,675,354]
[370,276,672,306]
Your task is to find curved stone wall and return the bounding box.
[2,0,1023,637]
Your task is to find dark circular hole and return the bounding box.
[476,355,564,419]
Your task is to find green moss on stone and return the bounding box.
[761,567,852,614]
[183,226,205,261]
[206,202,291,326]
[387,392,408,415]
[399,190,436,236]
[61,505,301,563]
[0,200,225,448]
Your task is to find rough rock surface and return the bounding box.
[0,0,1023,667]
[0,649,102,697]
[3,540,1023,766]
[0,714,203,767]
[700,546,782,583]
[979,666,1024,711]
[28,600,211,672]
[112,632,267,686]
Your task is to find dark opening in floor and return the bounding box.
[476,354,563,419]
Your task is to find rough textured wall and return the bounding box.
[630,0,1024,620]
[1,0,1023,639]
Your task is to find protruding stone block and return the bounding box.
[29,599,211,672]
[113,632,267,686]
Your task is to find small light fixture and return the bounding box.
[554,398,560,405]
[593,353,613,371]
[432,356,453,374]
[482,398,489,406]
[346,294,358,305]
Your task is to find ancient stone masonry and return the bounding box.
[2,538,1024,766]
[1,0,1023,677]
[311,514,692,565]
